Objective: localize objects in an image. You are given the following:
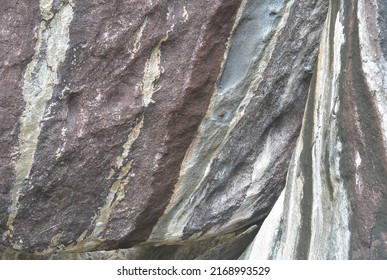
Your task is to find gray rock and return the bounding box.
[242,0,387,260]
[6,0,383,260]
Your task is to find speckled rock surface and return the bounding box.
[242,0,387,260]
[0,0,358,259]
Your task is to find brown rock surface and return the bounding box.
[2,0,365,260]
[1,0,244,253]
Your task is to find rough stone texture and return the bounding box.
[1,0,245,254]
[242,0,387,260]
[149,0,328,246]
[0,0,41,240]
[1,225,258,260]
[4,0,384,260]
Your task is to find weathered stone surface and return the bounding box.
[1,0,247,254]
[11,0,387,260]
[1,225,258,259]
[242,0,387,260]
[0,0,40,240]
[149,0,328,247]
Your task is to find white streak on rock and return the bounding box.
[241,133,306,259]
[309,6,350,259]
[130,18,148,60]
[95,121,142,235]
[251,135,272,185]
[355,151,362,169]
[62,117,144,252]
[243,2,351,259]
[114,120,143,171]
[355,151,362,191]
[228,126,290,225]
[3,3,73,241]
[141,24,174,107]
[357,0,387,149]
[148,0,295,242]
[182,6,189,22]
[240,189,286,259]
[55,127,68,160]
[40,0,53,21]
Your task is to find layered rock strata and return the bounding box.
[242,0,387,260]
[1,0,329,258]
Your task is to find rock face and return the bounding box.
[242,0,387,260]
[0,0,385,260]
[0,0,244,254]
[0,0,327,257]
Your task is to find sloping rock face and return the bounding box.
[5,0,383,260]
[242,0,387,260]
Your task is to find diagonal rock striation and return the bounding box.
[2,0,385,260]
[242,0,387,260]
[0,0,328,258]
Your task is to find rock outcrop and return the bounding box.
[242,0,387,260]
[1,0,385,260]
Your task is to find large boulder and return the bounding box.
[9,0,386,260]
[242,0,387,260]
